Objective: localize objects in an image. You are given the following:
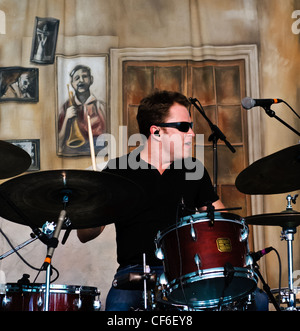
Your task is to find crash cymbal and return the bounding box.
[235,144,300,194]
[246,211,300,227]
[0,140,31,179]
[0,169,144,229]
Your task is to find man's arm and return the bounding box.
[77,225,105,243]
[198,199,226,212]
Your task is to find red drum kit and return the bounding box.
[0,140,299,311]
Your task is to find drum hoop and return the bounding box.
[5,283,99,295]
[156,212,243,243]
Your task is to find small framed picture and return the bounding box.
[30,16,60,65]
[0,67,39,102]
[5,139,40,171]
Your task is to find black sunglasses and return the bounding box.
[154,122,193,133]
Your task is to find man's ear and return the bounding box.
[150,125,161,139]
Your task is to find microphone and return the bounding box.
[242,97,283,110]
[250,247,273,262]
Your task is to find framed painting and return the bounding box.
[0,67,39,102]
[55,55,108,157]
[30,17,60,65]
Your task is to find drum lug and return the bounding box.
[240,219,249,242]
[155,247,164,260]
[158,272,168,286]
[37,295,43,309]
[190,220,197,241]
[194,253,202,275]
[245,253,254,266]
[2,295,11,308]
[74,298,82,310]
[93,299,101,311]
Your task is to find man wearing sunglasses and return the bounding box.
[77,90,266,311]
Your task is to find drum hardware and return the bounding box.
[61,217,72,245]
[240,219,249,242]
[43,209,67,311]
[0,231,38,261]
[194,253,202,277]
[245,194,300,311]
[189,220,197,241]
[112,254,157,311]
[271,287,300,307]
[112,271,157,292]
[206,201,215,226]
[286,194,299,210]
[218,262,235,310]
[280,226,297,310]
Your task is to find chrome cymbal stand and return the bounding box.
[280,194,299,310]
[281,226,297,310]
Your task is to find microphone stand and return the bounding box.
[189,98,236,194]
[263,106,300,137]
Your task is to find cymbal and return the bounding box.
[246,211,300,227]
[235,144,300,194]
[0,169,144,229]
[0,140,31,179]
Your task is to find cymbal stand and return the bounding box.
[280,194,299,310]
[43,209,66,311]
[281,226,297,310]
[43,191,70,311]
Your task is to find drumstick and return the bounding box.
[87,115,97,171]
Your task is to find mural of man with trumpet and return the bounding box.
[58,64,106,156]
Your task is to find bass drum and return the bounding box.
[0,283,101,311]
[155,212,258,309]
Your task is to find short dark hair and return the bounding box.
[70,65,91,78]
[136,90,190,138]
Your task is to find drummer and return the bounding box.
[77,90,267,311]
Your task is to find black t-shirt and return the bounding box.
[103,152,219,268]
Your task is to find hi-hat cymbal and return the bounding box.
[0,169,144,229]
[0,140,31,179]
[246,211,300,227]
[235,144,300,195]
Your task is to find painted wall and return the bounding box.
[0,0,299,310]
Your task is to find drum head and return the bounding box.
[166,267,257,308]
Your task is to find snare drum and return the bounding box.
[0,283,101,311]
[155,212,257,308]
